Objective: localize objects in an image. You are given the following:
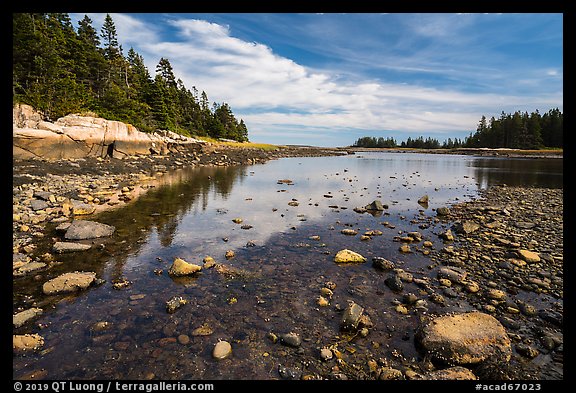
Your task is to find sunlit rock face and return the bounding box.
[13,104,204,160]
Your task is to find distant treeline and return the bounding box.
[353,108,563,150]
[353,136,465,149]
[13,13,248,142]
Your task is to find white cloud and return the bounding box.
[70,14,563,146]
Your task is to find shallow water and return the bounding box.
[13,152,562,380]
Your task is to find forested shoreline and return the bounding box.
[13,13,249,142]
[354,108,563,150]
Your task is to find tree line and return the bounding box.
[353,108,562,150]
[13,13,249,142]
[465,109,562,149]
[353,136,465,149]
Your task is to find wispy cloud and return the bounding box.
[70,13,563,146]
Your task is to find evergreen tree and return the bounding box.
[13,12,249,141]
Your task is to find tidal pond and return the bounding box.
[13,152,562,380]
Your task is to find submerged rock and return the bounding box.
[13,308,43,328]
[64,220,115,240]
[13,334,44,353]
[279,332,302,348]
[341,301,364,331]
[166,296,187,313]
[53,241,92,253]
[212,340,232,360]
[42,271,97,295]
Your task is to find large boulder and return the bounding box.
[64,220,115,240]
[416,312,512,365]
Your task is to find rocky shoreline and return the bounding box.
[13,143,345,253]
[12,146,563,380]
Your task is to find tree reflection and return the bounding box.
[91,165,248,277]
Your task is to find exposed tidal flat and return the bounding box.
[12,147,563,380]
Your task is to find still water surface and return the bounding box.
[13,152,562,379]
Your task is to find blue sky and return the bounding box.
[70,13,563,147]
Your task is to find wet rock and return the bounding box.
[538,309,563,327]
[407,231,423,241]
[436,207,450,216]
[112,277,132,289]
[516,343,539,359]
[517,300,537,317]
[13,308,43,328]
[334,249,366,263]
[439,229,455,241]
[399,244,411,253]
[168,257,202,276]
[378,367,404,380]
[13,262,46,277]
[403,293,419,305]
[225,250,235,260]
[279,332,302,348]
[192,324,214,336]
[212,340,232,360]
[53,241,92,253]
[166,296,187,313]
[417,312,512,365]
[423,366,477,380]
[385,274,404,292]
[177,334,190,345]
[418,195,429,205]
[365,200,385,211]
[372,257,395,270]
[454,220,480,235]
[317,296,330,307]
[278,365,301,380]
[341,301,364,331]
[319,347,333,361]
[437,266,467,284]
[340,229,358,236]
[64,220,115,240]
[91,321,111,332]
[320,287,333,298]
[395,304,409,314]
[202,256,216,269]
[485,288,507,300]
[13,334,44,353]
[42,271,97,295]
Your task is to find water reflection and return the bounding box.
[470,157,563,189]
[13,152,563,380]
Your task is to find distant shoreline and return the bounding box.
[343,146,563,159]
